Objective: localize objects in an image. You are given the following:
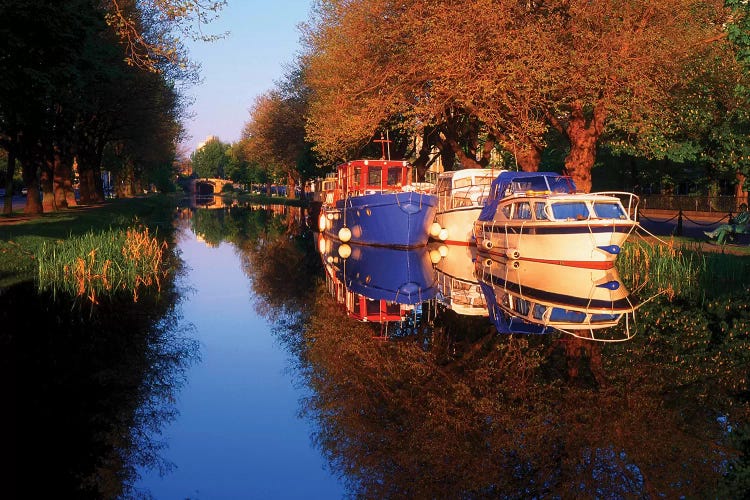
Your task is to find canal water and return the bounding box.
[3,200,750,498]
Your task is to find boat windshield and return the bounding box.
[593,201,627,219]
[550,201,590,220]
[510,175,573,194]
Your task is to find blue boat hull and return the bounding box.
[322,239,437,304]
[322,191,438,248]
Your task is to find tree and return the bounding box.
[242,61,315,198]
[303,0,737,191]
[190,137,229,179]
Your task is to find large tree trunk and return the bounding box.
[3,145,15,215]
[515,145,542,172]
[564,101,606,193]
[40,157,56,213]
[735,172,748,209]
[286,171,296,199]
[21,161,42,215]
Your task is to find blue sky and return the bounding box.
[181,1,313,153]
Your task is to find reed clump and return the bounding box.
[618,239,750,299]
[38,226,170,303]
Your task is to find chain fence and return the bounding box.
[640,194,746,213]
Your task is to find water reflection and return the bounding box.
[476,254,637,341]
[1,281,195,498]
[14,200,745,498]
[318,235,436,339]
[432,244,488,316]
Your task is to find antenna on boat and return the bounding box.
[374,132,392,160]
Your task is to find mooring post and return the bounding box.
[676,209,683,236]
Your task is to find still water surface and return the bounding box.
[134,214,345,498]
[5,201,750,498]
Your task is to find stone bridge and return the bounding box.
[190,178,233,196]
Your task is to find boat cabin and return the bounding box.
[435,169,500,210]
[334,159,411,199]
[480,172,630,222]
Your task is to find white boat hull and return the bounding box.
[473,219,638,269]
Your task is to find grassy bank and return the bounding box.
[0,195,176,289]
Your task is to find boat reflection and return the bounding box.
[476,253,637,341]
[318,235,437,335]
[430,243,488,316]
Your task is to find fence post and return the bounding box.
[676,209,683,236]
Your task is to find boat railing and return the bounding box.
[436,183,494,212]
[595,191,640,220]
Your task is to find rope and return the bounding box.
[634,224,674,247]
[638,212,680,223]
[681,212,729,226]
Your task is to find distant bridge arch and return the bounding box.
[190,178,232,196]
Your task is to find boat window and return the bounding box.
[593,202,626,219]
[512,297,531,316]
[385,302,401,315]
[368,166,382,186]
[366,298,381,315]
[511,176,549,193]
[513,202,532,220]
[532,304,547,320]
[550,202,589,220]
[352,167,361,189]
[500,205,512,219]
[454,177,472,189]
[387,167,402,187]
[590,313,620,323]
[547,176,575,193]
[437,178,451,195]
[477,175,494,186]
[549,308,586,323]
[534,202,548,220]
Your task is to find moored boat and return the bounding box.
[476,253,637,340]
[473,171,639,269]
[318,234,437,318]
[430,168,505,245]
[431,243,488,316]
[318,159,438,248]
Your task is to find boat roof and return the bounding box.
[478,171,576,221]
[438,168,502,180]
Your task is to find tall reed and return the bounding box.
[38,226,170,303]
[618,239,750,299]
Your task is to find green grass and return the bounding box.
[618,238,750,299]
[0,195,175,289]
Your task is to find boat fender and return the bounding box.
[597,244,621,255]
[483,239,494,250]
[429,249,442,264]
[483,258,493,268]
[429,222,442,237]
[338,243,352,259]
[338,227,352,242]
[318,235,327,255]
[506,248,520,259]
[511,260,520,269]
[318,214,326,232]
[438,245,449,257]
[438,228,449,241]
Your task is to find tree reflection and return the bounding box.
[293,279,748,498]
[0,281,197,499]
[184,203,749,497]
